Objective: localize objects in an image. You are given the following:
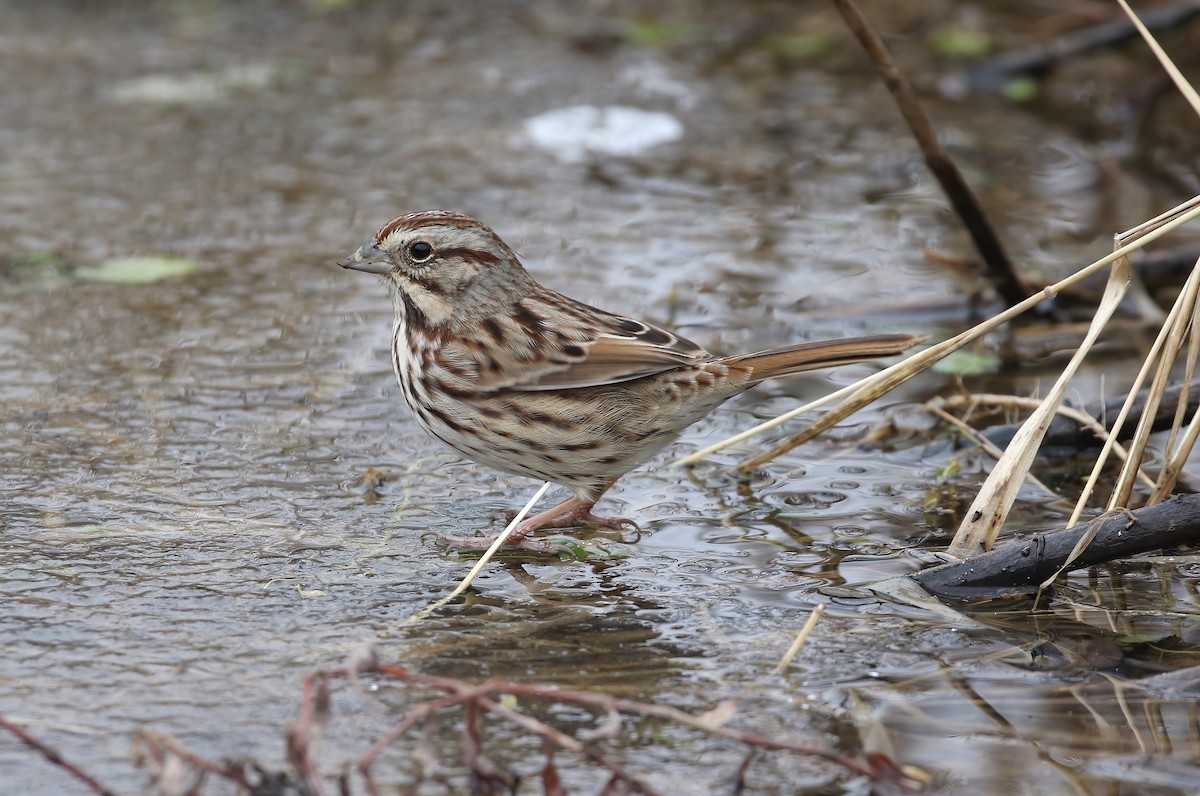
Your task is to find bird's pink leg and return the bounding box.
[509,477,632,541]
[438,478,635,553]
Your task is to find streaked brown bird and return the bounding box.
[340,211,920,552]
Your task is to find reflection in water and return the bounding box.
[853,654,1200,792]
[832,592,1200,793]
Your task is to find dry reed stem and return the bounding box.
[1115,0,1200,117]
[936,394,1156,488]
[1069,259,1200,526]
[1107,262,1200,509]
[776,602,827,673]
[953,177,1200,554]
[947,256,1134,557]
[1148,298,1200,501]
[1150,315,1200,502]
[676,196,1200,469]
[683,9,1200,561]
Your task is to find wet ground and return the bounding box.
[3,1,1200,794]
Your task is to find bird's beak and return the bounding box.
[338,241,391,275]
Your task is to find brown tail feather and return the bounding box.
[722,333,924,384]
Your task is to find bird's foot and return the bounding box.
[435,510,639,557]
[439,481,636,556]
[434,532,571,556]
[513,504,638,538]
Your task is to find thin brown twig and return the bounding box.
[478,696,661,796]
[541,745,566,796]
[831,0,1026,308]
[133,728,257,792]
[289,671,333,796]
[729,747,760,796]
[130,661,913,794]
[961,2,1200,93]
[462,698,482,785]
[462,698,518,794]
[0,713,119,796]
[491,683,885,781]
[370,664,904,784]
[359,686,495,771]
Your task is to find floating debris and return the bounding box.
[522,105,683,161]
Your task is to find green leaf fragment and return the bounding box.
[76,257,197,285]
[929,29,993,59]
[761,34,833,59]
[625,20,696,48]
[932,349,1001,376]
[1002,77,1038,102]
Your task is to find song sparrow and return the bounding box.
[340,211,921,552]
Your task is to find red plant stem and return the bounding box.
[0,713,119,796]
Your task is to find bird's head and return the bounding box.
[340,211,525,324]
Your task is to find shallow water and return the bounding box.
[3,2,1200,794]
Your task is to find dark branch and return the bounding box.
[831,0,1027,308]
[914,494,1200,600]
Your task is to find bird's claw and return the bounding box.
[569,512,639,532]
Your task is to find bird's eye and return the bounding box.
[408,241,434,262]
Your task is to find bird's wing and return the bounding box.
[432,296,710,392]
[516,316,709,391]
